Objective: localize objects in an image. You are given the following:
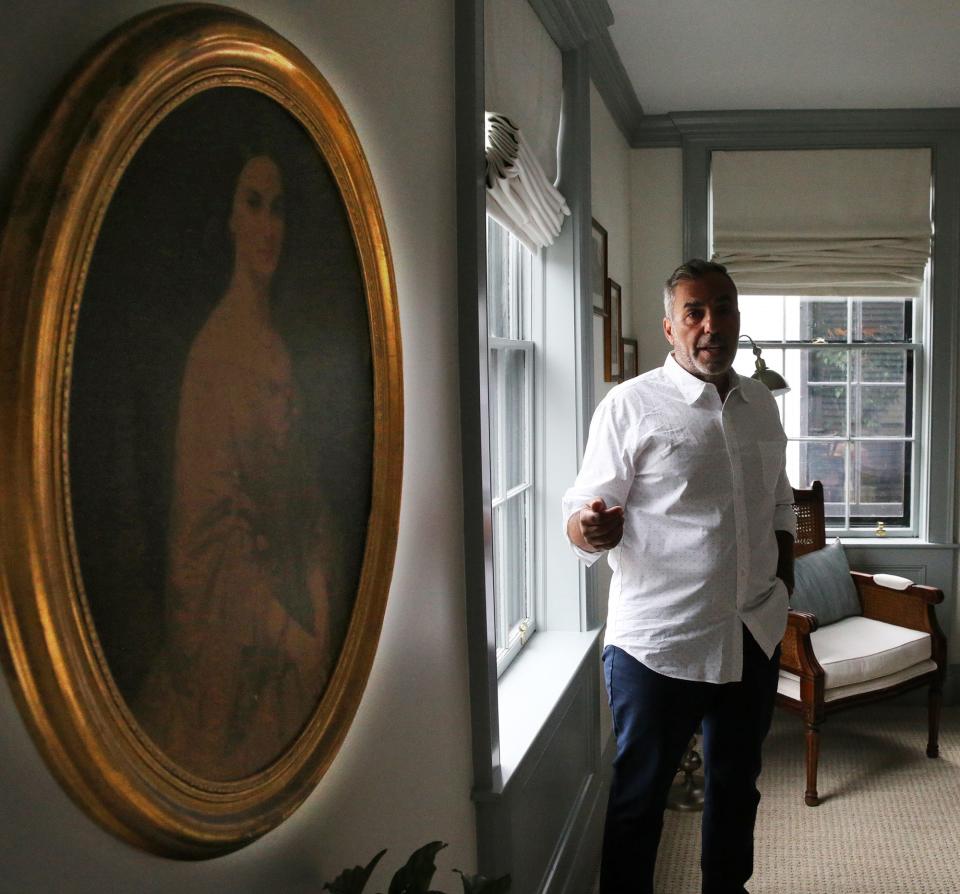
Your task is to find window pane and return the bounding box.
[785,382,847,438]
[800,441,847,516]
[805,385,847,437]
[738,294,784,341]
[488,350,502,499]
[486,218,509,339]
[855,300,908,342]
[852,441,906,519]
[807,348,847,383]
[860,348,906,383]
[854,384,906,437]
[502,349,529,492]
[787,299,847,341]
[493,494,529,650]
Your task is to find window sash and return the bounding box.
[486,216,539,673]
[739,340,919,534]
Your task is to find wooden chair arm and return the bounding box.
[780,609,823,678]
[851,571,943,633]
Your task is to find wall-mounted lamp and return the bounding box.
[739,335,790,396]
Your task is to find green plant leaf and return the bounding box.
[453,869,512,894]
[386,841,447,894]
[324,849,388,894]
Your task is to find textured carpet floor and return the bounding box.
[651,706,960,894]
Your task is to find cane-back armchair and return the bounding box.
[776,481,948,805]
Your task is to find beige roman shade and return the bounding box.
[711,149,933,296]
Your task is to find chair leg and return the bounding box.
[927,683,942,759]
[804,722,821,806]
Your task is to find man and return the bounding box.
[563,259,795,894]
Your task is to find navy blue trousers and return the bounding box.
[600,628,781,894]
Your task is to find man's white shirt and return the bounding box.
[563,354,796,684]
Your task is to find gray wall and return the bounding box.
[0,1,477,891]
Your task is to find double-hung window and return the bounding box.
[735,291,921,535]
[486,216,539,671]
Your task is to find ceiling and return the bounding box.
[607,0,960,115]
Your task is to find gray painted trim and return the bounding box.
[633,107,960,148]
[670,107,960,138]
[455,0,501,797]
[558,45,602,629]
[528,0,613,51]
[588,30,644,146]
[475,639,603,887]
[676,110,960,546]
[928,134,960,544]
[633,113,682,147]
[552,732,614,894]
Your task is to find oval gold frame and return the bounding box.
[0,4,402,857]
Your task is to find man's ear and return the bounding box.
[662,316,675,346]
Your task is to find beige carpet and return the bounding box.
[651,705,960,894]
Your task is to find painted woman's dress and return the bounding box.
[138,298,334,780]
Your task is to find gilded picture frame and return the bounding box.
[0,4,402,857]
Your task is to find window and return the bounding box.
[734,293,921,535]
[486,217,539,671]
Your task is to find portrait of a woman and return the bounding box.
[135,148,338,779]
[69,90,374,781]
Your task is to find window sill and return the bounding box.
[496,629,601,788]
[839,538,960,549]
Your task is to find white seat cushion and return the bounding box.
[778,616,934,703]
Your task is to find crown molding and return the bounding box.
[528,0,613,51]
[634,107,960,148]
[588,30,644,144]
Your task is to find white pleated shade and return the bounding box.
[485,112,570,253]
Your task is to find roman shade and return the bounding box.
[711,149,933,297]
[484,0,569,251]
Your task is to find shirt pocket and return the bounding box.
[757,438,786,492]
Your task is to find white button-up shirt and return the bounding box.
[563,354,796,683]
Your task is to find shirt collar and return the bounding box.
[663,353,750,405]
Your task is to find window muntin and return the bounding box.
[486,217,538,670]
[734,294,919,534]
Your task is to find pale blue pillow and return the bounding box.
[790,539,861,625]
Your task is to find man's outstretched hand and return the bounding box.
[568,498,625,553]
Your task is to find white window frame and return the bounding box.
[486,217,543,674]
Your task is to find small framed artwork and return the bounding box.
[622,337,638,380]
[591,219,608,316]
[604,278,623,381]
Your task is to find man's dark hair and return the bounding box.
[663,259,735,317]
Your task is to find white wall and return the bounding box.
[589,82,633,405]
[0,1,475,891]
[629,148,683,374]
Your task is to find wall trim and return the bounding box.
[552,732,614,894]
[634,107,960,148]
[633,113,682,147]
[455,0,500,796]
[528,0,613,51]
[588,31,644,146]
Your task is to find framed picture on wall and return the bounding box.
[622,337,638,380]
[604,278,623,381]
[591,218,608,316]
[0,5,403,858]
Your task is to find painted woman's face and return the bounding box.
[229,155,286,280]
